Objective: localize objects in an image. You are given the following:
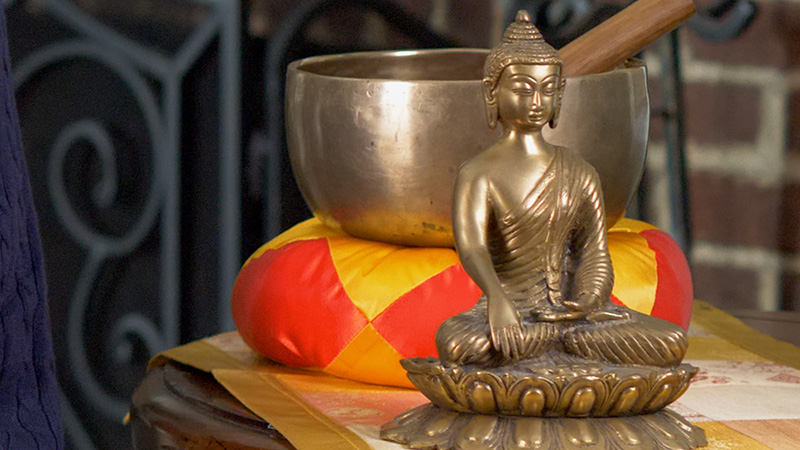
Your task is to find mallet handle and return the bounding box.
[560,0,696,77]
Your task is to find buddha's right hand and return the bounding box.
[488,294,525,361]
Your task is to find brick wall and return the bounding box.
[643,0,800,312]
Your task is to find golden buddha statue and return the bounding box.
[436,10,687,370]
[382,11,706,450]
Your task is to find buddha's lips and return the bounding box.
[528,112,545,121]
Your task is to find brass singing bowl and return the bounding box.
[287,49,648,247]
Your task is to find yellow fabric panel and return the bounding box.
[607,228,657,314]
[244,217,347,265]
[152,339,248,372]
[692,301,800,370]
[274,370,401,394]
[699,421,772,450]
[324,324,413,389]
[686,337,770,362]
[213,369,371,450]
[327,236,460,320]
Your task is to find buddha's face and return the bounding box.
[494,64,561,131]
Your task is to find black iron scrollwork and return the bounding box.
[508,0,624,48]
[512,0,758,45]
[690,0,758,42]
[8,0,242,448]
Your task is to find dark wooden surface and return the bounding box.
[130,361,295,450]
[130,309,800,449]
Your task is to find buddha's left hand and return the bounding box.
[536,293,625,322]
[563,292,601,313]
[566,293,630,322]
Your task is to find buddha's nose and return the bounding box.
[531,91,543,109]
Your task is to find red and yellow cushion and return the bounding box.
[607,220,693,329]
[232,217,692,388]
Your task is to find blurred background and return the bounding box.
[6,0,793,448]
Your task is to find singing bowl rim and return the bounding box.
[288,48,490,82]
[286,49,647,247]
[288,48,645,83]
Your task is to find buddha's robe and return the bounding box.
[489,147,612,310]
[436,148,687,367]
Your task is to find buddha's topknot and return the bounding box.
[484,10,562,90]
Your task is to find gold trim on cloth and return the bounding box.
[152,336,375,450]
[214,370,371,450]
[690,302,800,370]
[145,302,800,450]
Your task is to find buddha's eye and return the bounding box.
[511,82,533,95]
[542,82,557,95]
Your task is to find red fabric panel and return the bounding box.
[641,229,694,329]
[609,294,624,306]
[232,239,368,367]
[372,264,481,358]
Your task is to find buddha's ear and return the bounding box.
[483,79,498,130]
[549,77,566,129]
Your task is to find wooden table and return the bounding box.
[130,360,293,450]
[130,309,800,449]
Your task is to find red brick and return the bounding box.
[686,1,800,69]
[692,263,762,310]
[689,172,780,249]
[684,82,761,145]
[779,183,800,251]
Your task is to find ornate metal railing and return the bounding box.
[7,0,241,448]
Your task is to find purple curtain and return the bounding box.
[0,8,64,449]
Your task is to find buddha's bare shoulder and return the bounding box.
[458,144,531,179]
[455,148,502,186]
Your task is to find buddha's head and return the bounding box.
[483,10,566,131]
